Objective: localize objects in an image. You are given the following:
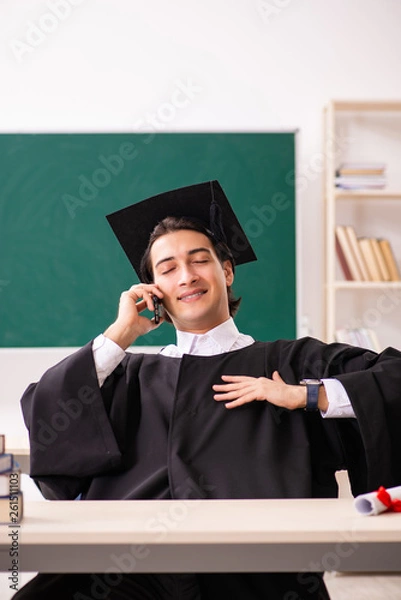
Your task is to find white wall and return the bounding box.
[1,0,401,436]
[0,346,161,450]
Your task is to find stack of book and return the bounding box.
[0,434,23,523]
[335,328,381,352]
[335,162,387,190]
[335,225,401,282]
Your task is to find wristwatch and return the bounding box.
[299,379,323,412]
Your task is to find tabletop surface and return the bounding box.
[2,498,400,546]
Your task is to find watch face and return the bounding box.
[300,379,322,385]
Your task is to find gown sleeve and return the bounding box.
[20,341,140,499]
[273,337,401,493]
[333,346,401,493]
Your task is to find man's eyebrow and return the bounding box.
[154,247,211,269]
[188,247,212,257]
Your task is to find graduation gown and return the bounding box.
[21,336,401,501]
[19,337,401,600]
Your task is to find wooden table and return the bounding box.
[1,499,401,573]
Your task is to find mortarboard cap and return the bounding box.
[106,180,257,278]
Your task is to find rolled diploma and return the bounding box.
[354,485,401,516]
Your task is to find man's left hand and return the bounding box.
[212,371,307,410]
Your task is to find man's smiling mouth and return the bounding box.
[178,290,207,301]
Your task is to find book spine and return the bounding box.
[335,176,387,185]
[345,226,369,281]
[335,328,381,352]
[0,470,21,497]
[348,329,360,346]
[370,238,390,281]
[334,328,349,344]
[335,236,352,280]
[378,239,401,281]
[358,238,382,281]
[0,453,14,474]
[365,329,382,353]
[339,162,386,172]
[338,169,385,176]
[335,226,362,280]
[0,434,4,455]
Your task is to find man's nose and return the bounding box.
[178,265,199,286]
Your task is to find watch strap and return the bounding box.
[305,383,320,411]
[300,379,322,412]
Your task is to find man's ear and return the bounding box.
[223,260,234,286]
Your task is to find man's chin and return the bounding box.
[171,313,220,333]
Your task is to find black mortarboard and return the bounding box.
[106,180,257,277]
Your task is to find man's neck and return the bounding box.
[174,317,232,336]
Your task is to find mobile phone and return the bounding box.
[153,295,161,324]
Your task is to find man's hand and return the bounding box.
[213,371,308,411]
[103,284,164,350]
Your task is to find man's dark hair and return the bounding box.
[140,216,241,322]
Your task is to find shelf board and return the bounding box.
[333,281,401,290]
[334,189,401,199]
[331,100,401,112]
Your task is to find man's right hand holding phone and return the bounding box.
[103,284,163,350]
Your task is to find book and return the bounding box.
[335,328,381,352]
[370,238,390,281]
[0,491,23,524]
[0,434,4,454]
[358,238,382,281]
[0,469,21,497]
[345,226,369,281]
[378,239,401,281]
[0,453,13,473]
[335,176,387,189]
[338,168,385,176]
[335,234,352,280]
[335,226,362,280]
[337,162,386,176]
[355,328,381,352]
[335,328,359,346]
[367,329,382,353]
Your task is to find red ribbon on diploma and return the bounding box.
[376,486,401,513]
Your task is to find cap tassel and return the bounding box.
[209,182,227,243]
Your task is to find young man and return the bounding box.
[15,181,401,599]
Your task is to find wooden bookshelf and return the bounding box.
[333,281,401,290]
[331,100,401,112]
[335,190,401,199]
[324,100,401,348]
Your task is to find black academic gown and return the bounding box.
[19,337,401,599]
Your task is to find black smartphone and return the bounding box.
[153,295,161,324]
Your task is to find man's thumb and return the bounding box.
[272,370,284,382]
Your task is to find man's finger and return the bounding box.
[212,383,243,392]
[135,299,148,313]
[214,391,242,401]
[221,375,251,382]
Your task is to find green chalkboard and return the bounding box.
[0,133,296,347]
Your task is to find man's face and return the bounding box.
[150,229,234,334]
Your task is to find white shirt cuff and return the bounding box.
[320,378,356,419]
[92,334,126,387]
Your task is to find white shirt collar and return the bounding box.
[161,318,255,357]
